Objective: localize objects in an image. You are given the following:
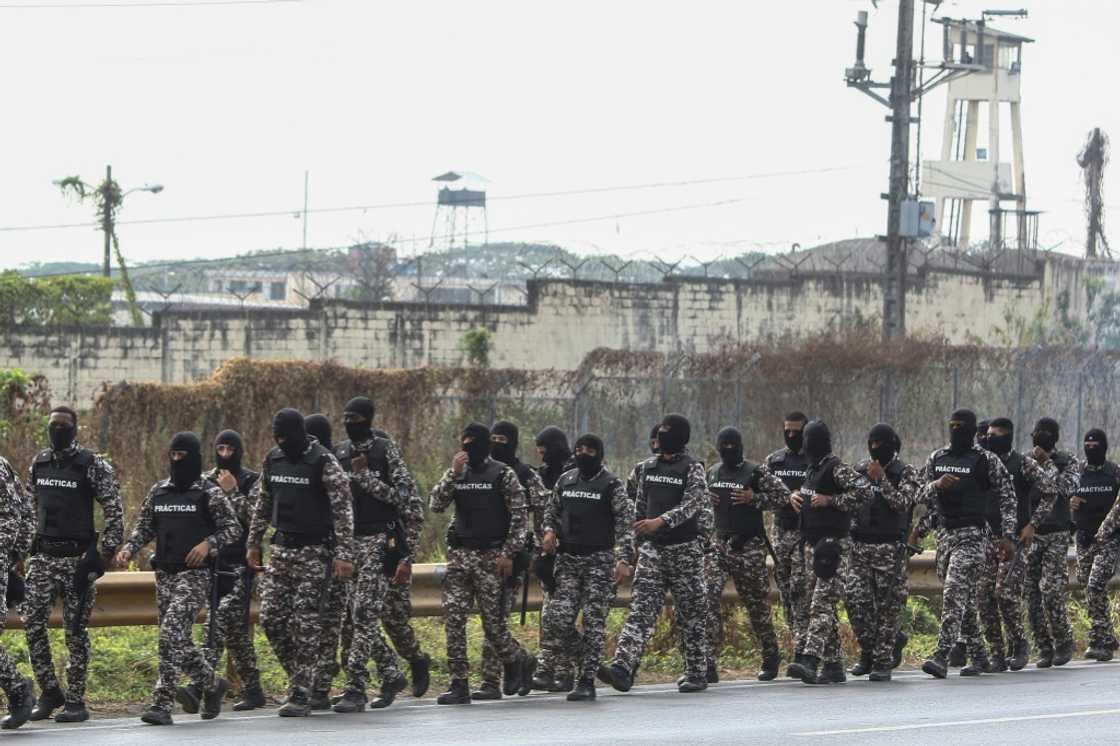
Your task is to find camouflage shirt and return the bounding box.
[202,467,258,531]
[853,457,921,513]
[800,459,873,513]
[429,457,530,559]
[344,436,417,514]
[247,443,355,563]
[123,477,242,557]
[0,456,33,556]
[915,445,1018,538]
[27,441,124,556]
[541,464,635,560]
[519,465,552,545]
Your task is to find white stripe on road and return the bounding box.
[793,708,1120,736]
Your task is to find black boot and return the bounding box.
[892,632,908,669]
[176,684,201,715]
[1,678,35,730]
[437,679,471,705]
[547,674,574,693]
[868,666,892,682]
[788,654,820,685]
[370,672,407,709]
[960,654,988,677]
[470,682,502,700]
[705,661,720,684]
[28,686,64,722]
[278,688,310,717]
[921,653,948,679]
[566,679,596,701]
[233,683,267,711]
[201,677,229,720]
[988,652,1009,672]
[597,663,632,693]
[1009,639,1029,671]
[516,653,538,697]
[409,653,431,698]
[849,651,873,677]
[677,676,708,693]
[140,706,173,726]
[786,654,807,679]
[54,701,90,723]
[820,661,846,684]
[530,672,556,692]
[1053,641,1074,667]
[1098,648,1115,662]
[758,651,782,681]
[331,689,367,713]
[948,641,967,667]
[307,690,332,711]
[1036,647,1054,669]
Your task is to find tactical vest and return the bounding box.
[336,438,398,534]
[800,455,848,542]
[708,461,763,540]
[986,452,1031,534]
[206,467,259,563]
[1074,461,1120,535]
[556,468,617,552]
[643,455,698,545]
[453,459,510,546]
[1033,452,1074,535]
[931,449,988,530]
[151,483,215,571]
[32,449,96,541]
[266,443,332,539]
[854,459,906,543]
[768,449,809,530]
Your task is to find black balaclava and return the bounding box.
[868,423,897,465]
[169,431,203,490]
[461,423,491,468]
[1085,428,1108,466]
[273,408,308,461]
[1032,417,1060,452]
[649,424,661,455]
[976,419,991,451]
[574,433,604,479]
[535,426,571,471]
[658,413,690,455]
[343,396,375,443]
[214,429,244,473]
[305,414,333,452]
[783,413,806,454]
[48,405,78,452]
[949,408,977,455]
[717,427,744,468]
[490,420,519,466]
[987,417,1014,456]
[803,420,832,463]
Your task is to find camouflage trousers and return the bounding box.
[1075,533,1120,651]
[612,539,707,679]
[479,575,561,684]
[1026,531,1073,653]
[23,553,96,705]
[343,534,402,693]
[312,575,348,694]
[798,538,849,664]
[203,564,261,692]
[540,550,616,682]
[844,540,905,668]
[0,556,24,694]
[704,535,778,662]
[773,527,808,649]
[337,577,426,679]
[260,544,334,694]
[152,569,217,711]
[976,533,1027,658]
[442,547,526,682]
[934,527,986,658]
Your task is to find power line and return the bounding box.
[0,164,867,234]
[0,0,296,8]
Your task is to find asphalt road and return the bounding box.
[10,660,1120,744]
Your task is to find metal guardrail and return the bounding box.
[3,553,1103,629]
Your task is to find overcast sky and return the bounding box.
[0,0,1114,271]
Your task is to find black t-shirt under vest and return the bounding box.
[151,483,215,571]
[986,452,1031,534]
[1074,462,1120,536]
[206,467,259,563]
[453,459,510,546]
[32,449,96,541]
[556,468,618,552]
[336,438,398,534]
[854,459,907,543]
[768,449,809,530]
[642,455,698,545]
[708,461,763,539]
[931,448,989,530]
[266,443,332,539]
[800,455,848,542]
[1034,452,1074,535]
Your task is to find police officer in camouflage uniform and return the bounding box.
[765,412,811,670]
[1023,417,1080,668]
[535,426,574,492]
[1079,429,1120,660]
[846,424,919,682]
[0,454,36,730]
[332,398,416,713]
[115,432,241,725]
[247,409,355,717]
[431,423,536,705]
[25,405,124,724]
[912,409,1022,679]
[703,427,790,682]
[600,413,710,694]
[540,434,633,701]
[786,420,872,685]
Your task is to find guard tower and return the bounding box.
[429,171,488,249]
[921,16,1034,250]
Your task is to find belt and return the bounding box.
[35,537,89,558]
[271,531,330,549]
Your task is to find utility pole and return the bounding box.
[885,0,914,340]
[101,164,114,277]
[302,170,310,251]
